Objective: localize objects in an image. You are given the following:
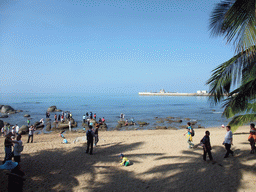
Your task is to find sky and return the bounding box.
[0,0,234,94]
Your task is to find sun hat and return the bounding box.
[0,160,18,170]
[118,153,124,157]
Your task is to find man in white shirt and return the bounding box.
[223,126,234,158]
[15,124,19,134]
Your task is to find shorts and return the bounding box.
[248,134,256,141]
[14,156,21,162]
[186,134,192,142]
[124,161,130,166]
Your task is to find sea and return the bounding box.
[0,93,229,130]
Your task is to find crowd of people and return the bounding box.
[184,122,256,161]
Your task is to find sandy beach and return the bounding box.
[1,126,256,192]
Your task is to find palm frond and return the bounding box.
[210,0,256,55]
[228,113,256,132]
[222,77,256,118]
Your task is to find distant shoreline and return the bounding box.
[138,92,212,96]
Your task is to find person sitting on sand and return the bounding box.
[125,119,128,126]
[248,123,256,154]
[200,131,213,161]
[183,122,194,149]
[119,154,130,166]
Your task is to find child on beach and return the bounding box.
[223,126,233,158]
[200,131,213,161]
[183,122,194,148]
[119,154,130,166]
[248,123,256,154]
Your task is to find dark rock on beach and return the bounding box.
[0,115,8,118]
[184,118,191,121]
[1,105,15,114]
[99,123,108,130]
[137,122,149,127]
[16,110,23,113]
[168,127,178,130]
[55,109,62,112]
[47,106,57,112]
[19,125,28,135]
[46,122,51,131]
[156,120,164,124]
[156,126,167,129]
[24,114,30,117]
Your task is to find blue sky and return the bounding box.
[0,0,234,94]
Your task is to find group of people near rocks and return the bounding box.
[184,122,256,161]
[83,112,105,126]
[1,124,19,137]
[51,111,72,123]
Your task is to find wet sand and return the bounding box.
[0,126,256,192]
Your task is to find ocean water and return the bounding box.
[0,93,229,130]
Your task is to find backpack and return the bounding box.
[17,144,24,152]
[191,127,195,137]
[87,130,93,140]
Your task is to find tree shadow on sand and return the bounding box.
[1,141,256,192]
[18,141,165,191]
[91,146,256,192]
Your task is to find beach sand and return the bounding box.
[0,126,256,192]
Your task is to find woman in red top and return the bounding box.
[248,123,256,154]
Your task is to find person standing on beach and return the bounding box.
[15,124,19,135]
[86,126,94,155]
[27,126,36,143]
[27,119,30,126]
[69,119,72,132]
[12,135,23,164]
[3,132,13,164]
[102,117,105,123]
[183,122,194,148]
[248,123,256,154]
[54,114,57,122]
[1,127,4,137]
[83,115,86,124]
[90,112,93,119]
[200,131,213,161]
[94,113,96,120]
[223,126,233,158]
[94,123,99,146]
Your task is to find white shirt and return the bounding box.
[224,130,233,144]
[14,140,22,156]
[15,125,19,133]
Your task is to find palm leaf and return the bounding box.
[206,47,255,103]
[210,0,256,55]
[228,114,256,131]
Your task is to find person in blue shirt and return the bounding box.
[183,122,194,148]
